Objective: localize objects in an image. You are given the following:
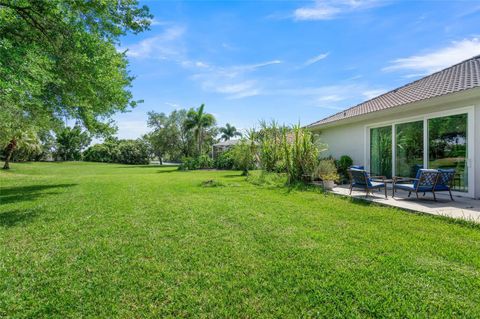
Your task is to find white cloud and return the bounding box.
[123,26,186,59]
[148,18,169,26]
[115,119,149,139]
[318,94,345,102]
[294,0,384,21]
[189,60,282,99]
[304,52,329,66]
[383,38,480,75]
[275,83,387,109]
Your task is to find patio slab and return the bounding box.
[330,185,480,223]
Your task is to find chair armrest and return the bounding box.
[370,175,386,179]
[393,176,418,182]
[393,177,418,185]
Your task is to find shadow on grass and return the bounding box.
[0,209,41,228]
[156,168,180,174]
[118,165,179,169]
[0,184,76,205]
[222,174,243,178]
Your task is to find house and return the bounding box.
[308,55,480,199]
[212,139,241,159]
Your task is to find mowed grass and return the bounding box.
[1,162,479,318]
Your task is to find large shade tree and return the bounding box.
[184,104,216,156]
[219,123,242,141]
[0,0,151,168]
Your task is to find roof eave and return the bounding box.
[308,87,480,130]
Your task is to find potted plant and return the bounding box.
[315,159,339,190]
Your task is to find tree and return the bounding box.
[0,0,151,168]
[184,104,216,156]
[55,126,91,161]
[1,129,41,169]
[147,111,180,164]
[231,130,257,176]
[147,109,196,162]
[219,123,242,141]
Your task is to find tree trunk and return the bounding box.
[198,130,203,155]
[3,138,17,170]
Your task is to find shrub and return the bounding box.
[83,143,117,162]
[83,139,149,165]
[336,155,353,183]
[214,150,235,170]
[315,159,339,181]
[231,138,257,176]
[117,140,150,165]
[179,155,213,170]
[283,125,326,184]
[258,121,286,172]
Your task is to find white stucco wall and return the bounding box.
[475,104,480,199]
[318,122,365,164]
[312,93,480,198]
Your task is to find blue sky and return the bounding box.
[115,0,480,139]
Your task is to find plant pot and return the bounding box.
[323,180,335,190]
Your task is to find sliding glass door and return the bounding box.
[428,113,468,192]
[370,126,392,178]
[368,110,472,195]
[395,121,424,178]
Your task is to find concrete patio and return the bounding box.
[330,185,480,223]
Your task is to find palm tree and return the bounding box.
[184,104,216,155]
[2,130,41,169]
[219,123,242,141]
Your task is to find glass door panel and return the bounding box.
[395,121,424,177]
[370,126,392,178]
[428,113,468,192]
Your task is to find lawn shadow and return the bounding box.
[0,184,76,205]
[222,174,243,178]
[118,165,179,169]
[0,209,41,228]
[157,168,179,174]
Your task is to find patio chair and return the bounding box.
[435,169,456,201]
[350,165,364,170]
[348,168,387,198]
[392,169,440,201]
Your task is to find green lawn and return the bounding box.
[1,162,479,318]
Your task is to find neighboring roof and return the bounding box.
[308,54,480,127]
[213,139,241,147]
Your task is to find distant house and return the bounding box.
[212,139,241,159]
[308,55,480,199]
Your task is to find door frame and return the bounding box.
[365,105,475,197]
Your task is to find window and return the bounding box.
[395,121,423,178]
[428,113,468,192]
[370,126,392,178]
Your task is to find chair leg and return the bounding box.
[349,184,353,195]
[423,192,426,196]
[408,191,411,198]
[415,192,419,199]
[449,189,454,201]
[432,191,437,202]
[384,187,387,199]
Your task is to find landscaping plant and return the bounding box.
[336,155,353,183]
[283,125,326,184]
[315,159,339,182]
[231,133,257,176]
